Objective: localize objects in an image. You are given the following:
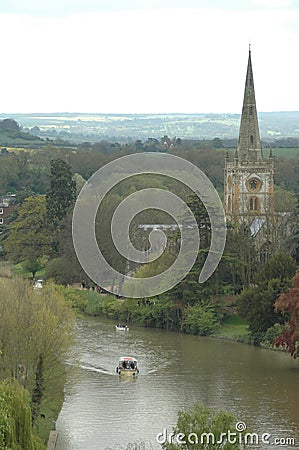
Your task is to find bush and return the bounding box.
[161,403,245,449]
[182,304,221,336]
[262,323,285,347]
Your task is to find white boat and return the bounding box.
[116,357,139,377]
[33,279,43,289]
[115,324,129,331]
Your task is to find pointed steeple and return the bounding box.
[237,47,262,162]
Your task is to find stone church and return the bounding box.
[224,48,277,260]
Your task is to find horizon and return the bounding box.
[1,110,299,116]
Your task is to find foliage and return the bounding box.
[0,379,43,450]
[4,196,51,276]
[162,403,245,449]
[262,323,285,347]
[255,252,297,285]
[182,303,221,336]
[0,119,20,133]
[31,355,44,424]
[223,227,257,290]
[45,257,76,285]
[274,270,299,358]
[273,185,298,213]
[0,278,75,404]
[46,211,85,283]
[46,159,76,227]
[237,280,285,337]
[237,252,296,342]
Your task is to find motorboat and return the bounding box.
[115,324,129,331]
[116,357,139,376]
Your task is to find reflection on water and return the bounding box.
[56,316,299,450]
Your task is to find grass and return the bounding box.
[33,382,65,447]
[215,314,249,341]
[0,261,13,278]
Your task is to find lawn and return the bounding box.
[215,314,249,341]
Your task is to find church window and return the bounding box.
[250,135,254,144]
[249,106,253,114]
[249,197,259,211]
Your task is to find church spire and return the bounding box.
[237,47,262,162]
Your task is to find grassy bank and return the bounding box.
[33,376,66,446]
[214,314,249,342]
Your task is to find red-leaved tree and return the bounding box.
[274,270,299,358]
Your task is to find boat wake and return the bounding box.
[80,364,110,375]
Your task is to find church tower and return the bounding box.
[224,48,274,227]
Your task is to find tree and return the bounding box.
[237,252,296,342]
[4,196,51,277]
[0,278,75,404]
[274,270,299,358]
[0,118,20,132]
[161,403,244,449]
[223,226,257,290]
[47,210,86,283]
[182,303,221,336]
[46,159,76,226]
[0,379,43,450]
[255,251,297,285]
[273,185,298,213]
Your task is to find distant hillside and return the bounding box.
[0,118,43,146]
[1,112,299,143]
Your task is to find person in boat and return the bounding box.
[122,360,127,369]
[130,361,135,370]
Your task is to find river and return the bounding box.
[55,316,299,450]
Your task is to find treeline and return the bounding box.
[1,140,299,198]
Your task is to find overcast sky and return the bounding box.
[1,0,299,114]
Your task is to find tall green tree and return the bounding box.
[46,159,76,227]
[4,196,51,277]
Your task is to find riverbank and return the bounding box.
[214,314,249,342]
[33,377,65,447]
[62,286,291,353]
[61,285,252,342]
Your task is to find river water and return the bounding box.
[56,316,299,450]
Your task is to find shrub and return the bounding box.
[161,403,245,449]
[182,304,220,336]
